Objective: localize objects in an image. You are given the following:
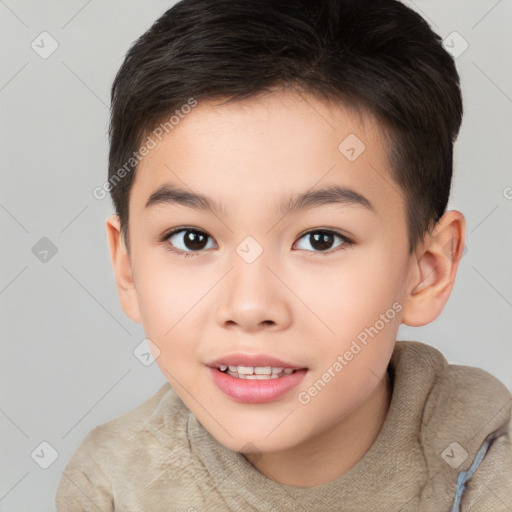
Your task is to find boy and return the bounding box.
[56,0,512,510]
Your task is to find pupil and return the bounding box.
[185,230,207,250]
[311,232,333,251]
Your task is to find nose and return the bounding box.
[215,252,292,333]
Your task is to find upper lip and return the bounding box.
[206,353,306,369]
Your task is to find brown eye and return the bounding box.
[295,230,350,253]
[165,228,216,254]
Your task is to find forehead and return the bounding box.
[131,90,405,223]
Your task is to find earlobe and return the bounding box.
[401,211,465,327]
[105,215,142,324]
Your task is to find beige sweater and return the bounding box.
[56,341,512,511]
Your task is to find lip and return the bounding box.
[205,353,306,369]
[208,367,308,404]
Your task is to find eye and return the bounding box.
[294,229,351,254]
[161,227,351,257]
[162,227,217,256]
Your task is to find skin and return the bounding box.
[106,90,465,487]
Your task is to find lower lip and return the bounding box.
[209,367,308,404]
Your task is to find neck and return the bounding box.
[244,371,392,487]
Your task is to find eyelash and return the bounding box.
[160,227,353,258]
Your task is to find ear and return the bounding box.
[401,210,466,327]
[105,214,142,324]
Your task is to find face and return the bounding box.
[123,91,414,453]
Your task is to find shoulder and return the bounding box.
[390,341,512,507]
[392,340,511,432]
[61,381,190,477]
[56,381,193,509]
[396,342,511,494]
[420,345,511,439]
[424,352,512,510]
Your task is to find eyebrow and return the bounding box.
[145,183,375,216]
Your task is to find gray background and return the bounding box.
[0,1,511,510]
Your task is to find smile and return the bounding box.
[220,364,297,379]
[209,366,308,403]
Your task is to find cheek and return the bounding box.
[134,252,203,329]
[295,247,405,389]
[132,259,195,356]
[301,254,403,337]
[294,258,401,420]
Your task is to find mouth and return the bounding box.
[206,354,309,403]
[216,364,302,380]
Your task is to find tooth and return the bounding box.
[219,364,227,371]
[225,368,296,379]
[254,366,272,375]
